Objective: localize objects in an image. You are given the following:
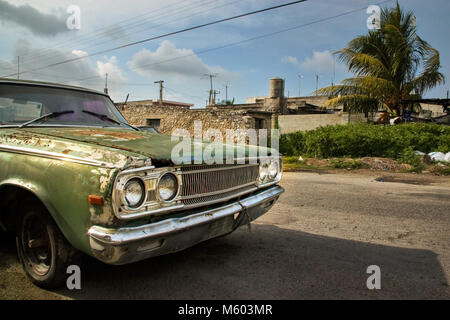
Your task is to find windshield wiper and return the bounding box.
[82,110,140,131]
[19,110,74,128]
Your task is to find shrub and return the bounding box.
[329,158,370,169]
[280,123,450,160]
[397,146,425,173]
[397,147,421,166]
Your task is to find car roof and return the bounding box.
[0,78,108,97]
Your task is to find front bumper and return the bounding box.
[88,185,284,265]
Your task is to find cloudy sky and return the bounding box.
[0,0,449,107]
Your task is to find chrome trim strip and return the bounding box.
[88,185,284,245]
[120,165,156,174]
[0,144,116,168]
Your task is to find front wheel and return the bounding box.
[16,205,79,289]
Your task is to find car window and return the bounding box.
[0,84,129,128]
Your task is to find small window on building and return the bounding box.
[254,118,265,130]
[146,118,161,130]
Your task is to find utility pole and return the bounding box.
[297,75,303,97]
[213,90,220,104]
[332,54,336,86]
[154,80,164,107]
[315,74,319,96]
[104,73,108,94]
[202,73,217,105]
[17,56,20,80]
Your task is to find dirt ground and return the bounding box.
[0,170,449,299]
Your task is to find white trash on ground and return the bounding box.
[414,151,450,163]
[445,152,450,162]
[428,152,448,162]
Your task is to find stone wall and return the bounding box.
[117,103,255,136]
[278,113,367,134]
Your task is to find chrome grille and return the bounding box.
[180,164,259,200]
[182,185,256,207]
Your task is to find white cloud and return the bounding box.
[300,50,336,73]
[281,56,300,67]
[71,49,87,57]
[127,40,241,82]
[96,55,127,93]
[97,56,125,82]
[282,51,338,74]
[0,39,127,101]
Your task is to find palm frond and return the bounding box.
[325,2,444,116]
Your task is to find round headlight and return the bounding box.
[158,173,178,202]
[268,161,279,179]
[259,162,269,181]
[123,178,145,208]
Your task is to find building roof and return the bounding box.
[119,99,194,107]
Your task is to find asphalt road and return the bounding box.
[1,171,449,299]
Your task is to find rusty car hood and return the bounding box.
[0,127,264,167]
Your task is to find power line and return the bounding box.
[14,0,213,63]
[2,0,308,78]
[19,0,236,67]
[115,0,394,75]
[164,86,205,102]
[17,0,243,82]
[16,0,395,99]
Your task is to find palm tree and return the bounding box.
[317,2,445,116]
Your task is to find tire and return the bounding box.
[16,204,79,289]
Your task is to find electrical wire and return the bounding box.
[14,0,212,62]
[19,0,234,67]
[2,0,308,78]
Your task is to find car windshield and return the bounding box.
[0,83,130,128]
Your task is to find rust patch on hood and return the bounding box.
[69,129,144,141]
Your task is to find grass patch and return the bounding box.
[282,156,329,171]
[329,158,370,169]
[430,164,450,176]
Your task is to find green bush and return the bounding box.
[397,147,425,173]
[329,158,370,169]
[397,147,421,166]
[280,123,450,160]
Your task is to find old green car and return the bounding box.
[0,78,283,288]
